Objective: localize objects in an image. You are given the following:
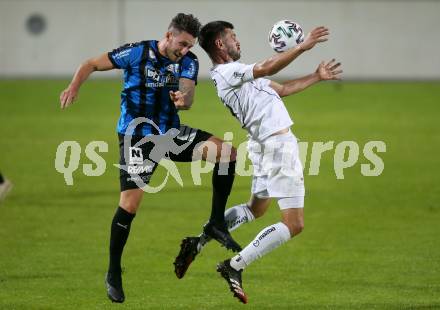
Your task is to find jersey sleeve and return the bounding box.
[260,78,271,87]
[108,43,143,69]
[180,54,199,83]
[216,62,255,88]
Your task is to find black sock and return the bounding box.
[0,173,4,184]
[210,161,236,227]
[108,206,136,274]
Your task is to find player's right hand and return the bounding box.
[60,86,78,109]
[299,26,329,51]
[170,90,189,110]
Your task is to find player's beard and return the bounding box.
[228,47,241,61]
[166,47,182,62]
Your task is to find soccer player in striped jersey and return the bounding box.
[174,21,342,303]
[60,14,241,303]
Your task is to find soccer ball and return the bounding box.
[268,20,305,52]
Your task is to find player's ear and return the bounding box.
[165,31,173,41]
[215,38,223,49]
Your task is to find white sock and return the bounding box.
[230,222,291,271]
[225,203,255,232]
[197,203,255,251]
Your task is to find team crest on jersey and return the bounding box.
[166,64,179,73]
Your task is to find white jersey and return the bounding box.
[210,61,293,141]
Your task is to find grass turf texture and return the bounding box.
[0,80,439,309]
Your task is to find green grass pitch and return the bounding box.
[0,79,439,309]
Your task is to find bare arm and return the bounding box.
[60,53,114,109]
[269,59,343,97]
[169,78,196,110]
[253,26,329,79]
[269,74,321,97]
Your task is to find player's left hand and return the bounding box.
[316,59,343,80]
[60,86,79,109]
[169,91,188,109]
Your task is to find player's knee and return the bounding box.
[119,196,142,214]
[294,222,304,235]
[283,220,304,236]
[119,189,143,213]
[248,197,271,219]
[250,207,266,219]
[119,202,139,214]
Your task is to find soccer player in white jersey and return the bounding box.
[173,21,342,303]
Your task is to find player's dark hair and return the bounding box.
[169,13,201,38]
[199,21,234,57]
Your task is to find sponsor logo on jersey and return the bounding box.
[233,72,245,79]
[114,48,131,60]
[146,82,165,88]
[146,67,161,82]
[145,71,179,88]
[164,73,178,85]
[127,165,154,174]
[129,147,143,165]
[127,175,151,183]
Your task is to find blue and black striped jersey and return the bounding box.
[108,40,199,136]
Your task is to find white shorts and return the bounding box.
[248,131,305,208]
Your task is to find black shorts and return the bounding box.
[118,125,212,191]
